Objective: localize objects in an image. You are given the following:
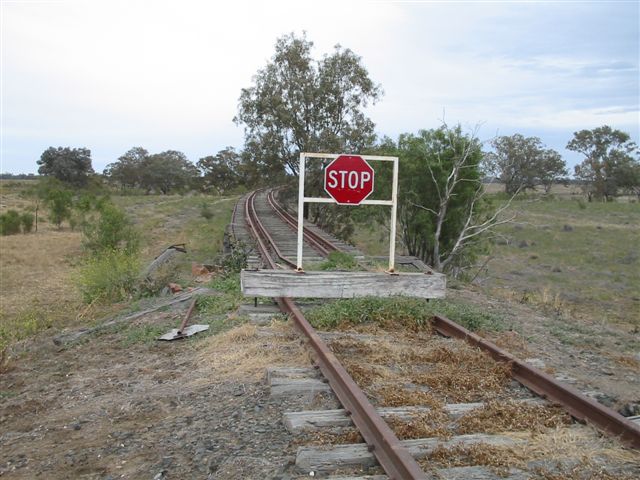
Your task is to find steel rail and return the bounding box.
[244,190,428,480]
[245,190,297,269]
[266,188,340,256]
[432,314,640,449]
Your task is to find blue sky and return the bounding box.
[1,0,638,174]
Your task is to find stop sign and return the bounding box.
[324,155,375,205]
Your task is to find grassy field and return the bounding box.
[0,179,237,352]
[485,195,639,330]
[349,184,639,331]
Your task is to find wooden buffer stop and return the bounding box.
[241,153,446,300]
[241,269,446,299]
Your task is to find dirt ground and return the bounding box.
[2,284,639,479]
[0,308,314,479]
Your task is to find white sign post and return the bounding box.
[296,152,399,273]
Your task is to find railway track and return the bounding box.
[230,188,640,479]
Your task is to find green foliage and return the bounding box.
[20,212,34,233]
[82,202,139,254]
[209,272,241,294]
[0,210,22,235]
[306,296,505,332]
[318,251,358,270]
[375,125,491,272]
[104,147,198,194]
[76,249,141,303]
[217,241,249,274]
[567,125,639,201]
[306,297,433,330]
[200,202,214,219]
[37,146,94,187]
[197,147,242,194]
[198,274,243,315]
[485,134,567,194]
[235,32,381,181]
[44,187,73,228]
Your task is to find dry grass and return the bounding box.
[0,230,85,350]
[490,330,532,358]
[328,333,513,404]
[387,411,451,440]
[611,354,640,371]
[195,321,311,381]
[409,350,512,403]
[372,385,441,407]
[422,443,521,471]
[455,400,571,434]
[520,427,640,465]
[296,428,364,447]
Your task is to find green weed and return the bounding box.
[317,251,359,271]
[306,296,505,332]
[76,249,142,304]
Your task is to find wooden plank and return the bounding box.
[296,433,523,473]
[284,398,547,433]
[319,466,530,480]
[241,269,446,299]
[270,379,332,398]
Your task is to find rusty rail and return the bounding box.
[432,314,640,449]
[245,189,428,479]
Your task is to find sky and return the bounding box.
[1,0,638,174]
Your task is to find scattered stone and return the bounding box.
[524,358,546,369]
[584,390,618,408]
[618,402,640,417]
[562,224,573,232]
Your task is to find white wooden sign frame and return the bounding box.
[297,152,399,272]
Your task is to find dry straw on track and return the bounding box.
[455,400,571,434]
[329,333,513,404]
[195,321,311,381]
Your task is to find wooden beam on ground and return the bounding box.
[295,433,524,473]
[283,398,547,433]
[241,269,446,299]
[314,466,531,480]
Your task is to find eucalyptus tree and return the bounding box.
[235,33,382,181]
[567,126,639,201]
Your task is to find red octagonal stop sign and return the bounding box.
[324,155,375,205]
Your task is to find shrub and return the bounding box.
[45,188,73,228]
[0,210,22,235]
[200,202,214,220]
[318,251,358,270]
[76,249,141,303]
[20,212,35,233]
[82,203,139,254]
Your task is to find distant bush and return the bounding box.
[20,212,35,233]
[82,203,139,254]
[45,188,73,228]
[200,202,214,220]
[76,249,141,303]
[0,210,22,235]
